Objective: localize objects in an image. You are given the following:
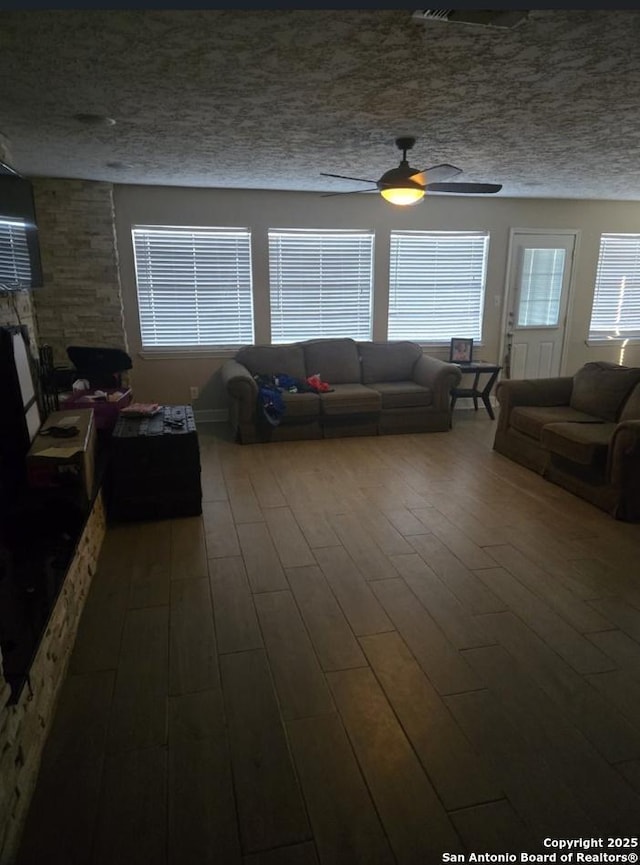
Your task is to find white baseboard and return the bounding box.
[194,408,228,423]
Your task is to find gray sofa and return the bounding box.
[493,361,640,521]
[221,338,462,444]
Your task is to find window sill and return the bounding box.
[138,347,239,360]
[418,341,484,352]
[585,337,640,347]
[137,341,486,360]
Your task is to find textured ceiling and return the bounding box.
[2,9,640,199]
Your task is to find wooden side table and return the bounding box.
[450,362,502,421]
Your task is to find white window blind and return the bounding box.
[268,229,374,343]
[517,247,565,327]
[589,233,640,341]
[0,218,30,287]
[388,231,489,342]
[132,226,254,348]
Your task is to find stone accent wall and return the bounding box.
[0,492,106,865]
[31,179,127,365]
[0,290,39,355]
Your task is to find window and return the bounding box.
[132,226,254,348]
[388,231,489,342]
[589,233,640,341]
[268,229,373,343]
[0,218,31,287]
[516,247,565,327]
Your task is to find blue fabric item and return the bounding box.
[258,385,286,426]
[254,372,317,428]
[254,375,287,427]
[274,372,301,392]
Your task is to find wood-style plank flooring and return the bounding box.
[16,412,640,864]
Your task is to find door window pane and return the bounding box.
[517,247,565,327]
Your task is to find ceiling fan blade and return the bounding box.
[408,172,427,188]
[414,163,463,184]
[427,182,502,194]
[321,188,379,197]
[320,172,378,184]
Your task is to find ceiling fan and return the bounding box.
[320,136,502,206]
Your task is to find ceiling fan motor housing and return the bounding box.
[377,137,422,189]
[395,136,416,152]
[378,165,423,189]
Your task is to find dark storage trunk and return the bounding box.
[108,405,202,521]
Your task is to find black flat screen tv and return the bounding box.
[0,163,43,290]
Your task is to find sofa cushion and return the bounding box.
[510,405,603,441]
[303,338,361,385]
[281,391,320,419]
[541,421,616,466]
[369,381,432,409]
[236,344,306,380]
[319,383,381,416]
[620,382,640,421]
[358,341,421,384]
[570,362,640,421]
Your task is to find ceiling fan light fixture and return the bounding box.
[380,186,425,205]
[378,141,426,205]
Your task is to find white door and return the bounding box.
[503,231,577,380]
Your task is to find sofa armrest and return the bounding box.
[608,419,640,520]
[413,355,462,411]
[221,359,258,421]
[609,419,640,482]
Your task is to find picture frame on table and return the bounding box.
[449,338,474,364]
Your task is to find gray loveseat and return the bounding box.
[221,338,462,444]
[493,361,640,521]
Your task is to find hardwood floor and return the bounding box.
[16,412,640,865]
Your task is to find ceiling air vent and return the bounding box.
[418,9,451,21]
[412,10,529,29]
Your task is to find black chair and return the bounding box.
[66,346,132,390]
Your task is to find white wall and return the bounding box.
[113,185,640,408]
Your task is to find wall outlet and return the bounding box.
[189,386,199,401]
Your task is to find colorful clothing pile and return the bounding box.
[253,372,333,427]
